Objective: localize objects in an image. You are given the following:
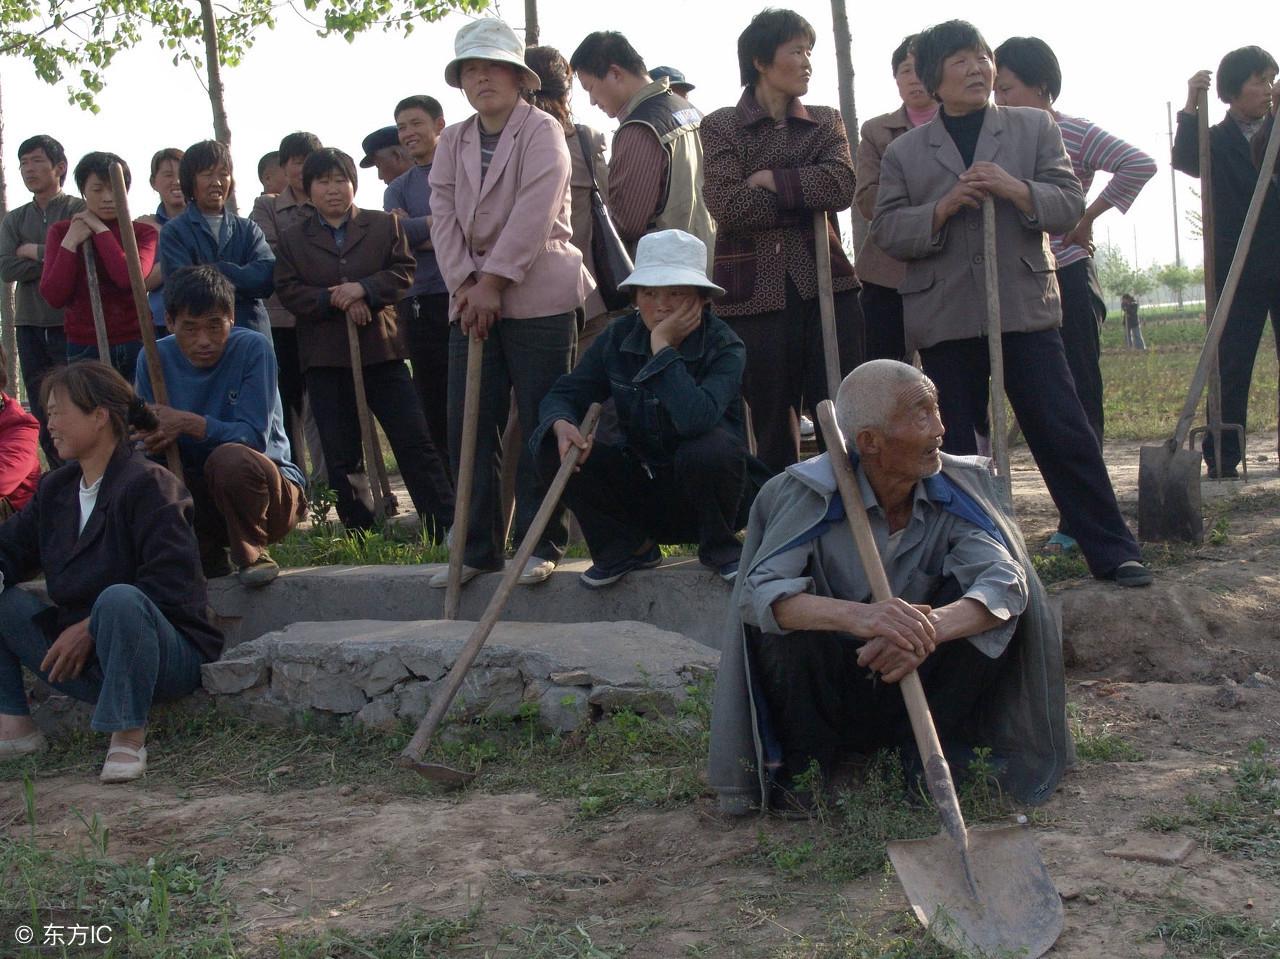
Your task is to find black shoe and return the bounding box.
[1206,464,1239,479]
[1112,560,1153,588]
[579,544,662,588]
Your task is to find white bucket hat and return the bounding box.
[444,19,541,92]
[618,230,725,296]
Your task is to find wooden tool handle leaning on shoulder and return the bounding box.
[108,161,184,478]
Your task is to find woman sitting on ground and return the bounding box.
[0,347,41,521]
[0,362,223,782]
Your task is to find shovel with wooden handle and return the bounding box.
[401,402,602,784]
[443,331,484,620]
[345,316,389,524]
[816,400,1063,959]
[981,197,1013,512]
[108,162,183,479]
[1138,97,1279,542]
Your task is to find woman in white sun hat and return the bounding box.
[429,17,594,590]
[531,229,765,589]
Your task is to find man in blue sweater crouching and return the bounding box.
[134,265,306,586]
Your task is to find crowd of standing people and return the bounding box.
[0,10,1275,802]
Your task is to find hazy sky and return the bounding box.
[0,0,1269,269]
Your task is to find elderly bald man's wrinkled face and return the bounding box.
[878,380,945,479]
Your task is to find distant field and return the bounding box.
[1099,312,1277,441]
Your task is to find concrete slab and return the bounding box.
[1102,835,1197,866]
[208,559,732,650]
[203,618,719,733]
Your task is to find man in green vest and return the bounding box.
[570,32,716,270]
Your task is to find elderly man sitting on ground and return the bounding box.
[134,265,306,586]
[708,359,1069,814]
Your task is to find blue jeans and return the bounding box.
[0,585,205,732]
[67,340,144,382]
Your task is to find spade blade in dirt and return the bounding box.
[888,824,1063,959]
[1138,440,1204,544]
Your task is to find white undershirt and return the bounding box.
[78,475,104,535]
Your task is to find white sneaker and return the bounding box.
[0,730,48,759]
[799,415,815,438]
[100,744,147,783]
[518,558,556,585]
[428,564,485,588]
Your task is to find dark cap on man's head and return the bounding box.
[359,126,401,168]
[649,65,694,92]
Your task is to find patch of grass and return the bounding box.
[1180,739,1280,878]
[0,777,237,958]
[1154,904,1280,958]
[770,910,961,958]
[1099,316,1275,441]
[1031,550,1090,585]
[273,911,477,958]
[1067,704,1144,763]
[756,748,1017,884]
[1140,811,1190,833]
[489,917,627,958]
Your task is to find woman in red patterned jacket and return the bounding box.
[700,7,864,474]
[0,347,40,520]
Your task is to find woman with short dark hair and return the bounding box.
[274,148,456,537]
[1171,45,1280,479]
[525,44,612,354]
[993,35,1156,553]
[872,19,1150,587]
[0,361,222,781]
[159,139,275,340]
[700,7,863,474]
[855,33,937,361]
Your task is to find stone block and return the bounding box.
[397,681,432,721]
[589,684,677,717]
[356,691,400,730]
[1103,835,1196,866]
[201,654,268,695]
[539,685,590,732]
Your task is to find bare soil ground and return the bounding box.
[3,432,1279,958]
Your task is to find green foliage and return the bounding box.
[1068,704,1144,763]
[0,0,489,111]
[1155,262,1200,305]
[1180,739,1280,878]
[1154,905,1280,958]
[1095,242,1153,299]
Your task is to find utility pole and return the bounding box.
[1167,101,1182,267]
[524,0,539,46]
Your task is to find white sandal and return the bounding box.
[100,744,147,783]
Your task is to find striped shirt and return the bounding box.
[1052,114,1157,269]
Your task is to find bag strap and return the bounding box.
[574,124,603,196]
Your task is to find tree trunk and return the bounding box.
[0,77,17,392]
[198,0,237,213]
[523,0,539,47]
[829,0,865,251]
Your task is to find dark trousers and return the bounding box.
[1056,259,1106,449]
[1203,273,1280,472]
[399,293,452,470]
[66,340,142,387]
[749,616,1007,783]
[859,280,907,362]
[919,329,1139,576]
[306,360,455,534]
[447,314,576,570]
[186,444,306,569]
[537,427,751,569]
[271,326,306,470]
[16,325,67,466]
[728,280,865,474]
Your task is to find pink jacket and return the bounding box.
[429,100,593,320]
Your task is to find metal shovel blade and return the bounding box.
[396,756,477,787]
[1137,441,1204,544]
[888,824,1063,958]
